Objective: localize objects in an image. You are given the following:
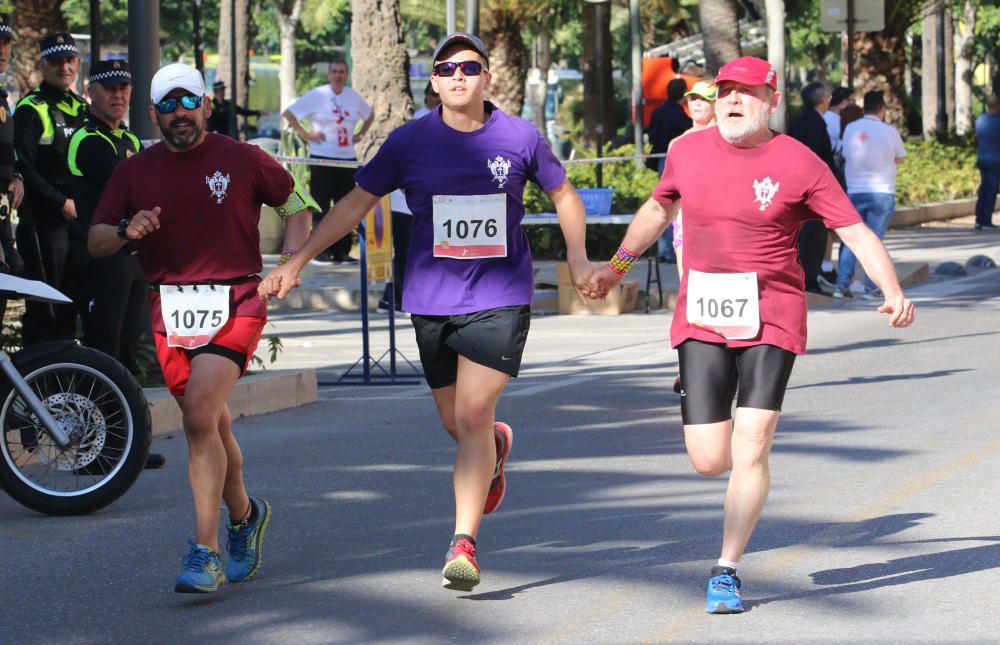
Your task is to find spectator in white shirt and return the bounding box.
[834,91,906,299]
[283,60,375,263]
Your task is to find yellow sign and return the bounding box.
[365,195,393,283]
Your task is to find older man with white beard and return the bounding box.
[595,56,915,614]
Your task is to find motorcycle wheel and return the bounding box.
[0,345,152,515]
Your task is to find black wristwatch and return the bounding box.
[116,218,131,240]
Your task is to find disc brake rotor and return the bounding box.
[35,392,107,470]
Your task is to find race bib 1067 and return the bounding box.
[686,270,760,340]
[432,193,507,259]
[160,285,231,349]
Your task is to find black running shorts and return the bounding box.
[410,305,531,389]
[677,340,796,425]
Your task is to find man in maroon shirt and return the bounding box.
[88,63,314,593]
[595,57,915,614]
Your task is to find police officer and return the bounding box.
[207,81,261,138]
[0,14,25,325]
[67,60,144,367]
[14,32,87,345]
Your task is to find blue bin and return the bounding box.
[577,188,615,215]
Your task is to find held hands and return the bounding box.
[258,263,303,303]
[878,293,916,328]
[127,207,161,240]
[303,130,326,143]
[567,256,599,301]
[592,263,626,300]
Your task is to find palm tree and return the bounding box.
[12,0,69,93]
[699,0,742,74]
[351,0,414,160]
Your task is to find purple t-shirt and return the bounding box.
[355,103,566,315]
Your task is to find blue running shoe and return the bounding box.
[175,540,226,593]
[706,567,744,614]
[226,497,272,583]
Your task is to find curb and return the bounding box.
[145,369,318,436]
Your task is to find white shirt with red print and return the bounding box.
[286,85,372,159]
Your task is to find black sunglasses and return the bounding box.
[155,94,203,114]
[432,60,484,77]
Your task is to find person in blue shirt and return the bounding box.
[974,96,1000,230]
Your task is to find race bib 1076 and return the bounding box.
[686,270,760,340]
[160,285,231,349]
[432,193,507,259]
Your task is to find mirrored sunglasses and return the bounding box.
[155,94,203,114]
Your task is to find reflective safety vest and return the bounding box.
[16,87,87,187]
[67,120,142,177]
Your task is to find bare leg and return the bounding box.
[218,403,251,522]
[720,407,780,562]
[431,356,509,540]
[177,353,242,552]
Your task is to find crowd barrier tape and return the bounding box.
[142,138,666,169]
[270,151,666,169]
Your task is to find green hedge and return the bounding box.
[895,136,979,205]
[524,138,980,259]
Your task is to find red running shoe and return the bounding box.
[483,422,513,515]
[441,537,480,591]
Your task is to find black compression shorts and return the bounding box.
[677,340,796,425]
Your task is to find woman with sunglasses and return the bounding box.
[260,32,597,592]
[88,63,316,593]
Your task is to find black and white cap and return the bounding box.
[89,60,132,86]
[39,32,78,59]
[0,14,14,41]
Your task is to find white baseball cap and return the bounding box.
[150,62,206,104]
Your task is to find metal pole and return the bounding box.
[464,0,479,36]
[846,0,854,90]
[935,6,948,134]
[127,0,160,140]
[447,0,457,34]
[89,0,101,65]
[595,1,605,188]
[630,0,643,168]
[193,0,204,75]
[229,0,238,139]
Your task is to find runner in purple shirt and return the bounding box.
[260,32,595,591]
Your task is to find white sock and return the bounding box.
[717,558,739,570]
[821,260,834,272]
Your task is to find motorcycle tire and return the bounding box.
[0,345,152,515]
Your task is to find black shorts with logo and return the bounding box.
[410,305,531,389]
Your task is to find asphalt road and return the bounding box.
[2,268,999,644]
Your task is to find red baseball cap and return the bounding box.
[714,56,778,90]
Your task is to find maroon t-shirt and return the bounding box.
[654,127,862,354]
[93,133,293,332]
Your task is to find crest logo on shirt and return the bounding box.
[487,155,512,188]
[206,170,231,204]
[752,176,780,211]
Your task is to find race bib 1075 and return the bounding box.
[160,285,231,349]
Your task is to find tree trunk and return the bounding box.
[12,0,69,94]
[217,0,250,136]
[275,0,303,112]
[351,0,413,162]
[700,0,742,75]
[920,5,954,137]
[482,7,530,116]
[852,5,918,138]
[525,30,552,134]
[954,1,976,136]
[582,1,614,150]
[764,0,785,132]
